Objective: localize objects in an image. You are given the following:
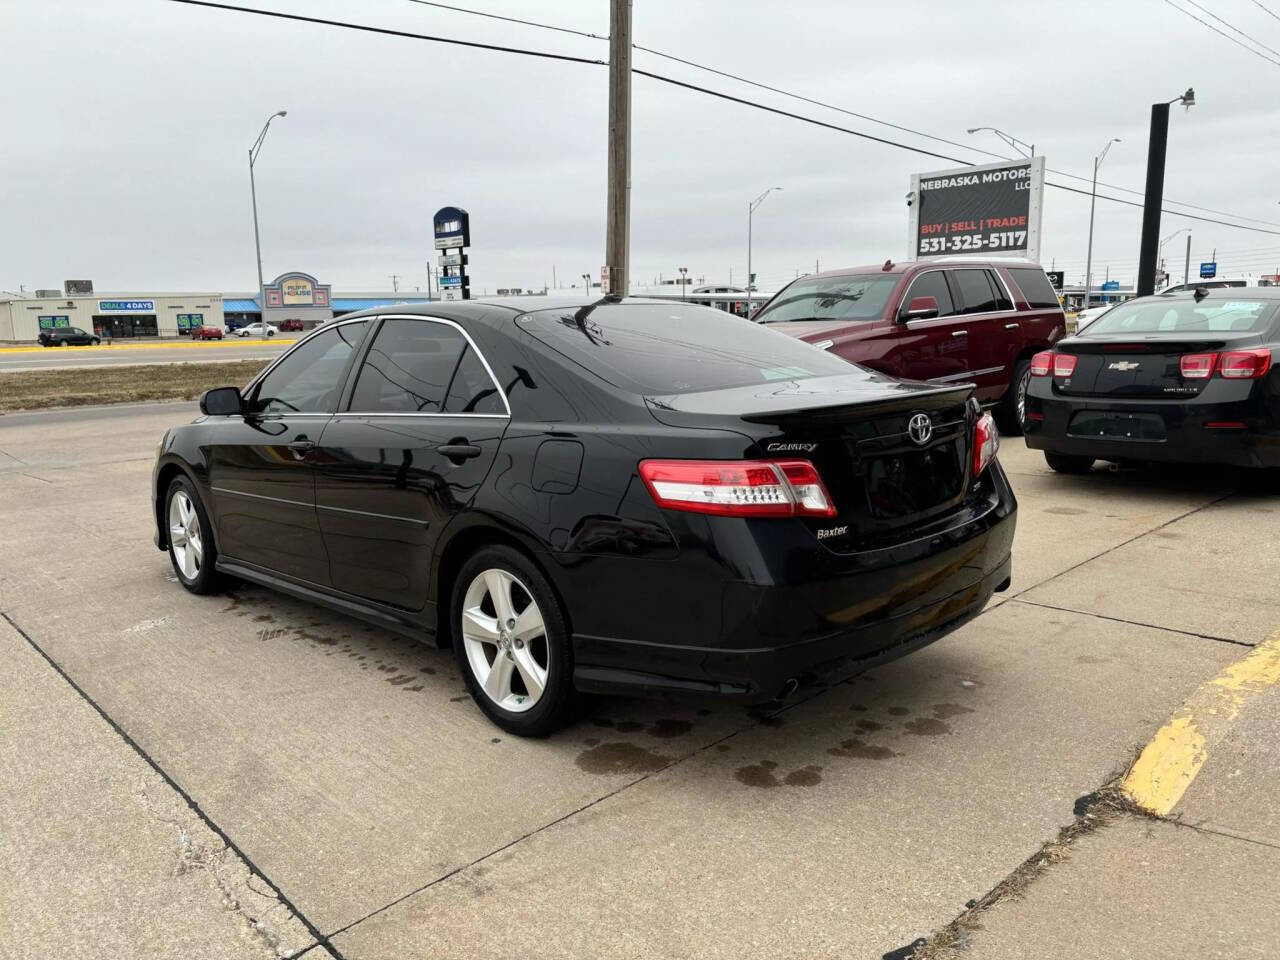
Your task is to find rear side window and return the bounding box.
[350,318,505,415]
[902,271,955,317]
[952,269,998,314]
[522,303,856,395]
[1008,268,1063,309]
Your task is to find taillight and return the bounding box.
[973,412,999,478]
[1218,348,1272,379]
[638,459,836,517]
[1030,350,1053,377]
[1180,353,1216,379]
[1053,353,1078,378]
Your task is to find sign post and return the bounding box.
[908,157,1045,263]
[434,207,472,301]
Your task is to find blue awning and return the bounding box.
[222,298,261,313]
[332,298,430,311]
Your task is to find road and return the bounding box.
[0,337,296,372]
[1,401,1277,959]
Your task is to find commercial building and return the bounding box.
[0,270,430,342]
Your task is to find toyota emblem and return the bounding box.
[907,413,933,445]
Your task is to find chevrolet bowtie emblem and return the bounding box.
[1108,361,1140,372]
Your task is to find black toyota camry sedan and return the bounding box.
[1025,287,1280,473]
[152,298,1016,735]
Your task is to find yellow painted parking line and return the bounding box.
[1123,628,1280,815]
[0,339,284,355]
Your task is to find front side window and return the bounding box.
[901,271,955,317]
[754,274,899,324]
[251,320,368,415]
[350,318,505,414]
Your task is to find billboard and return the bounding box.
[263,272,331,309]
[908,157,1045,263]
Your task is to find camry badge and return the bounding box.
[767,442,817,453]
[1108,361,1140,372]
[907,412,933,446]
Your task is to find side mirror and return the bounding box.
[901,295,939,321]
[200,386,243,417]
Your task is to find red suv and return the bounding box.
[754,260,1065,433]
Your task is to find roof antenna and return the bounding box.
[1193,286,1210,301]
[882,259,894,271]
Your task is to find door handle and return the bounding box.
[438,443,482,461]
[951,329,969,337]
[1005,322,1020,330]
[288,439,316,456]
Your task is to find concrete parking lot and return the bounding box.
[2,401,1277,959]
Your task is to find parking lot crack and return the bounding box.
[1011,598,1254,648]
[0,609,346,960]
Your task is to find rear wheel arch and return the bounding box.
[432,521,568,649]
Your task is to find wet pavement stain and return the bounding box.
[734,760,781,788]
[590,717,616,728]
[887,706,911,716]
[1045,506,1086,516]
[856,719,885,732]
[904,718,950,737]
[293,629,338,646]
[575,742,671,776]
[613,720,644,733]
[828,738,898,760]
[850,704,868,712]
[1075,654,1111,665]
[583,737,601,747]
[931,703,974,720]
[715,743,732,752]
[252,614,274,623]
[387,675,413,686]
[450,695,469,702]
[647,718,693,739]
[784,765,823,787]
[406,684,424,692]
[420,666,436,674]
[696,708,712,717]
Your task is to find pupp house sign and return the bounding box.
[907,157,1045,263]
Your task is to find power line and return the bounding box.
[1180,0,1280,58]
[633,68,1280,237]
[400,0,603,41]
[169,0,1280,238]
[1251,0,1280,24]
[395,0,1280,229]
[1159,0,1280,67]
[165,0,606,66]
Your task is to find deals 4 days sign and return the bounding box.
[908,157,1045,263]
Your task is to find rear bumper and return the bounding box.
[1024,382,1280,468]
[570,466,1017,703]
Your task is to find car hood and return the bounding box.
[760,320,878,344]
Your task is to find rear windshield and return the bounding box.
[521,303,856,395]
[1085,298,1276,335]
[754,274,898,324]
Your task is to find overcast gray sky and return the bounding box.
[4,0,1280,296]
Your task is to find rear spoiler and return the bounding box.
[736,382,974,427]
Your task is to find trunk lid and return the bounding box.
[645,372,976,551]
[1057,332,1264,398]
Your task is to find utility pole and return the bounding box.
[1084,138,1120,311]
[1184,233,1192,285]
[388,274,400,292]
[552,264,557,289]
[1137,88,1195,296]
[604,0,632,297]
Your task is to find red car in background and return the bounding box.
[189,325,224,340]
[754,259,1065,433]
[278,319,304,331]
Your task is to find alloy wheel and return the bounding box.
[1015,367,1031,426]
[168,490,203,581]
[460,568,549,713]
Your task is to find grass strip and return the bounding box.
[0,360,269,413]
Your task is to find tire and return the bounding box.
[1044,452,1095,475]
[451,545,577,736]
[60,340,70,347]
[995,357,1031,437]
[91,338,100,346]
[164,476,221,594]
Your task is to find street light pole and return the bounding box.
[966,127,1035,158]
[248,110,287,316]
[747,186,781,317]
[1083,138,1121,311]
[604,0,632,296]
[679,266,688,300]
[1184,232,1192,286]
[1137,88,1195,296]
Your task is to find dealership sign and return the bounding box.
[908,157,1045,263]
